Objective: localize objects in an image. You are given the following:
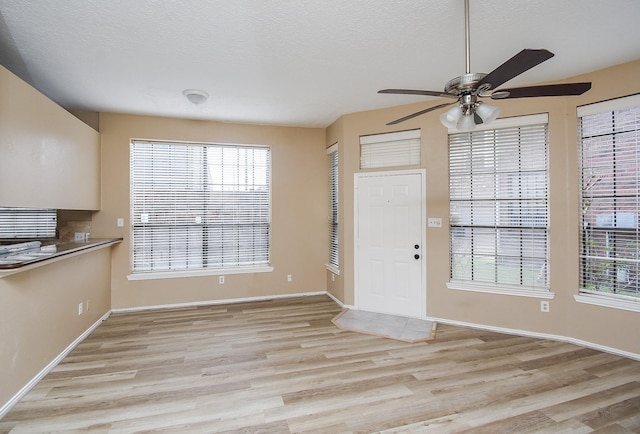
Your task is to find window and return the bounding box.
[579,95,640,301]
[327,143,338,270]
[449,114,549,293]
[360,129,420,169]
[130,140,270,276]
[0,207,57,240]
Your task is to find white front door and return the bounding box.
[355,170,425,318]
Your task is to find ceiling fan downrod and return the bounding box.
[464,0,471,74]
[448,0,489,98]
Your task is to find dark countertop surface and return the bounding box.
[0,238,122,270]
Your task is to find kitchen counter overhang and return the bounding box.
[0,238,122,277]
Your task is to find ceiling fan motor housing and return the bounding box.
[444,73,487,96]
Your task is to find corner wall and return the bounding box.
[327,59,640,357]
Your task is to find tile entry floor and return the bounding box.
[332,308,437,342]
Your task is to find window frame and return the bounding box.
[576,94,640,311]
[0,207,57,241]
[128,139,273,281]
[446,114,554,299]
[326,143,339,274]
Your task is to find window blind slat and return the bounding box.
[328,145,339,268]
[0,208,57,239]
[360,130,421,169]
[130,141,270,273]
[449,119,549,290]
[579,96,640,299]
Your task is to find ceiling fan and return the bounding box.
[378,0,591,130]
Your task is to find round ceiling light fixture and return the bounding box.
[183,89,209,105]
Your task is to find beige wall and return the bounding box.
[91,113,327,309]
[0,65,100,210]
[327,59,640,356]
[0,248,112,408]
[2,54,639,415]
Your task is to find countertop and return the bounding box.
[0,238,123,270]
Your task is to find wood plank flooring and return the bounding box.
[1,295,640,433]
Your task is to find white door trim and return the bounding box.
[354,168,427,318]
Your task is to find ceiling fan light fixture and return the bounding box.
[440,105,463,129]
[475,102,501,124]
[440,101,500,131]
[183,89,209,105]
[456,112,476,132]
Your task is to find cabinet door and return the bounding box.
[0,65,100,210]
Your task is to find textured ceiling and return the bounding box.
[1,0,639,128]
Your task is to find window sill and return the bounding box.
[574,292,640,313]
[447,280,555,299]
[325,264,340,275]
[127,265,274,281]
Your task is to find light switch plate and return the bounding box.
[428,217,442,228]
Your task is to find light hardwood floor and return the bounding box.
[2,295,640,433]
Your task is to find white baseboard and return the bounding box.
[428,316,640,362]
[111,291,328,314]
[326,291,353,310]
[0,311,111,419]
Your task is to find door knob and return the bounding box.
[414,254,420,260]
[414,244,420,249]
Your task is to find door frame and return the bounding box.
[354,168,427,318]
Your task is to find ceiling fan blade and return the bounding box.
[490,82,592,99]
[378,89,458,99]
[477,49,555,91]
[386,102,454,125]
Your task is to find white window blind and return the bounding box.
[130,140,270,273]
[360,129,421,169]
[449,115,549,289]
[327,143,338,268]
[579,95,640,299]
[0,207,57,240]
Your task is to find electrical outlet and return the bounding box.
[78,302,83,315]
[219,276,225,284]
[540,301,550,313]
[117,218,124,227]
[287,274,292,282]
[74,232,85,242]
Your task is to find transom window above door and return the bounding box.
[359,129,421,169]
